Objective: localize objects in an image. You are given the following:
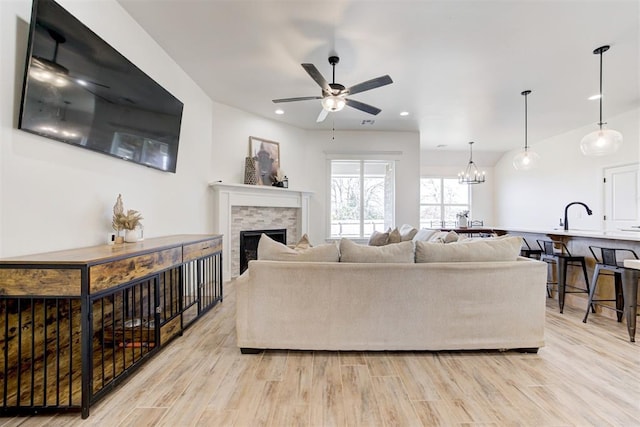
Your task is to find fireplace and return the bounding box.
[210,182,312,279]
[239,228,286,274]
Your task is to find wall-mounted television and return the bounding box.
[18,0,184,173]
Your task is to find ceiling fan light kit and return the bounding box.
[580,45,622,156]
[321,95,346,112]
[273,55,392,122]
[458,141,486,184]
[513,90,540,170]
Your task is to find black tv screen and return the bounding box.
[18,0,183,173]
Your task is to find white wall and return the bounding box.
[494,107,640,230]
[210,102,308,186]
[0,0,215,256]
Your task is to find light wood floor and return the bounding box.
[3,281,639,427]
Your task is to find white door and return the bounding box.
[603,163,639,230]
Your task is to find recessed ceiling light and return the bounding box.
[588,94,601,100]
[275,109,284,115]
[400,111,409,116]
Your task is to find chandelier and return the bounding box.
[458,141,485,184]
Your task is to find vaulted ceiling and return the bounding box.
[117,0,639,154]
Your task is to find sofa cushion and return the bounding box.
[340,238,415,263]
[368,230,389,246]
[415,236,523,263]
[258,234,339,262]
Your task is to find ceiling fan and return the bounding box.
[273,56,393,122]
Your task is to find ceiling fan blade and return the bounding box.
[347,75,393,96]
[272,96,322,103]
[301,63,331,93]
[345,98,382,115]
[316,108,329,123]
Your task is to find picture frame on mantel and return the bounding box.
[249,136,280,186]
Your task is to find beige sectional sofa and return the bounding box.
[235,235,547,353]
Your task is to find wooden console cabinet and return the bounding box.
[0,234,222,418]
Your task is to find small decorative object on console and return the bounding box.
[111,194,143,243]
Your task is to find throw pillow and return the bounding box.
[258,234,339,262]
[340,239,415,263]
[412,228,437,242]
[368,230,389,246]
[415,236,523,263]
[388,227,402,244]
[295,233,312,249]
[427,230,459,243]
[398,224,418,241]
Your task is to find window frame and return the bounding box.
[327,158,396,239]
[420,176,471,228]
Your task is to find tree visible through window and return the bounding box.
[330,160,395,238]
[420,177,469,228]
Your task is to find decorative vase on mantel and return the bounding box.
[124,229,138,243]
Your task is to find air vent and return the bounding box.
[361,120,375,125]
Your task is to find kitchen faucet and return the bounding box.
[564,202,593,231]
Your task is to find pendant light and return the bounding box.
[513,90,540,170]
[580,45,622,156]
[458,141,485,184]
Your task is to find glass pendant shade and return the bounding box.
[321,95,346,112]
[513,89,540,171]
[580,128,622,156]
[582,45,622,156]
[513,148,541,170]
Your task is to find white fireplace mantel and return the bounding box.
[209,182,313,279]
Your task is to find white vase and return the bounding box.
[124,229,138,243]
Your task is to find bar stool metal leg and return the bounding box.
[558,258,567,313]
[622,268,638,342]
[614,272,624,322]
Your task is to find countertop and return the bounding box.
[499,227,640,242]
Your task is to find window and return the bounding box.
[420,177,469,228]
[329,160,395,238]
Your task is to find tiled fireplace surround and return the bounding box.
[210,183,312,278]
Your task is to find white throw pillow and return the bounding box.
[427,230,459,243]
[412,228,437,242]
[340,239,415,263]
[415,236,523,263]
[258,234,339,262]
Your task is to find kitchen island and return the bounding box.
[500,227,639,342]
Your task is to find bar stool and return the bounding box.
[520,238,542,259]
[537,239,593,313]
[583,246,638,323]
